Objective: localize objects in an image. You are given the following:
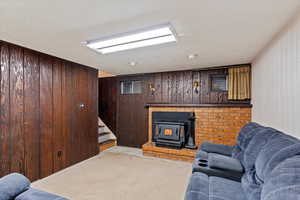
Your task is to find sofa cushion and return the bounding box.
[0,173,31,200]
[195,150,208,160]
[233,122,264,165]
[236,122,262,151]
[241,170,262,200]
[208,153,243,173]
[231,145,243,161]
[185,172,209,200]
[15,188,68,200]
[260,142,300,180]
[192,158,243,182]
[261,155,300,200]
[242,127,280,171]
[200,142,234,156]
[209,176,247,200]
[255,135,300,181]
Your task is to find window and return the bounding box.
[210,75,227,91]
[120,80,142,94]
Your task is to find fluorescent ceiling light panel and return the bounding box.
[99,35,176,54]
[86,24,177,54]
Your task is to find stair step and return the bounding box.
[99,139,117,151]
[98,132,111,137]
[98,132,115,144]
[99,139,116,145]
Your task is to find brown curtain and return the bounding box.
[228,66,251,100]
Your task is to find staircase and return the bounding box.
[98,118,117,151]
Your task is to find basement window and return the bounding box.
[120,80,142,94]
[210,75,227,92]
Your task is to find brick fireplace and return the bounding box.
[142,104,252,162]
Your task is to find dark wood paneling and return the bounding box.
[0,43,11,176]
[0,40,99,181]
[145,74,155,103]
[161,72,169,103]
[99,77,117,134]
[153,73,162,103]
[53,58,63,172]
[71,65,83,164]
[134,75,148,147]
[108,78,117,133]
[116,90,129,146]
[23,49,40,181]
[176,71,184,104]
[183,71,193,104]
[78,66,89,161]
[192,71,200,104]
[71,65,97,163]
[170,72,177,103]
[200,71,210,103]
[39,54,53,178]
[114,76,148,148]
[61,61,73,168]
[99,66,250,148]
[10,45,25,174]
[87,69,99,157]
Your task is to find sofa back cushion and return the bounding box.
[255,135,300,182]
[232,122,264,164]
[240,128,279,200]
[242,127,280,171]
[261,155,300,200]
[236,122,262,151]
[241,171,262,200]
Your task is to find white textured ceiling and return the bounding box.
[1,0,299,75]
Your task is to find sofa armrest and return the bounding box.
[208,153,244,173]
[16,188,68,200]
[195,150,208,159]
[185,172,209,200]
[200,142,234,156]
[192,158,243,182]
[0,173,30,200]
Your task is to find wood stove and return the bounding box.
[152,112,196,149]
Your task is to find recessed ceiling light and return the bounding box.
[129,61,137,66]
[85,23,177,54]
[188,54,198,60]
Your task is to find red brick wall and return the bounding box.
[148,107,251,146]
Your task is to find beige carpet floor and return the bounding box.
[32,147,192,200]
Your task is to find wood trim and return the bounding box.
[145,103,252,108]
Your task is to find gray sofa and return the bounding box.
[0,173,68,200]
[185,122,300,200]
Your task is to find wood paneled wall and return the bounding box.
[0,41,99,181]
[98,77,117,134]
[145,69,249,104]
[99,67,250,148]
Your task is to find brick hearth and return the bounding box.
[143,142,197,162]
[142,105,251,162]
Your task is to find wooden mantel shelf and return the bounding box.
[145,103,252,108]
